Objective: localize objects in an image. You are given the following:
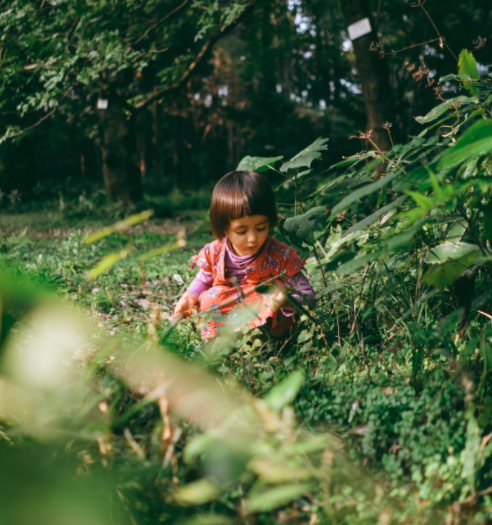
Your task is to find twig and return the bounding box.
[412,1,458,61]
[133,0,190,45]
[3,85,74,140]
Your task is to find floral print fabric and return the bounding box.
[190,236,306,339]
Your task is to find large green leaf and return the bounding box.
[247,483,314,512]
[321,175,370,195]
[437,120,492,170]
[331,171,398,217]
[280,137,328,172]
[425,242,480,264]
[263,369,304,411]
[237,156,283,172]
[392,166,429,193]
[415,96,477,124]
[281,206,326,242]
[458,49,480,95]
[341,195,408,238]
[422,250,480,291]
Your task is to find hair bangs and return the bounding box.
[210,171,278,240]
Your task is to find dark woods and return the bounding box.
[0,0,490,204]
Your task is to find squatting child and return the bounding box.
[173,170,315,339]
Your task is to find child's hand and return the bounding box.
[266,288,290,311]
[174,293,198,318]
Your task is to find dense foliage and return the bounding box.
[2,48,492,524]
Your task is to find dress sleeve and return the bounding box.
[186,270,213,298]
[284,270,316,309]
[190,243,213,272]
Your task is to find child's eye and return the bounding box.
[235,231,246,235]
[257,227,266,232]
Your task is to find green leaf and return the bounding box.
[341,195,409,238]
[281,206,326,242]
[321,175,370,195]
[415,96,477,124]
[178,514,234,525]
[446,221,466,242]
[392,166,429,193]
[175,479,221,506]
[406,191,434,212]
[263,369,304,411]
[422,251,480,291]
[324,251,357,271]
[237,156,283,172]
[458,49,480,95]
[331,151,377,168]
[425,242,480,264]
[437,120,492,170]
[280,137,328,172]
[87,250,128,280]
[330,171,398,217]
[335,249,384,275]
[84,210,154,245]
[246,483,314,512]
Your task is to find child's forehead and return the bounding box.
[229,215,269,227]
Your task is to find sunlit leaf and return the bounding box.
[422,251,480,291]
[415,96,477,124]
[246,483,314,512]
[425,242,480,264]
[341,195,408,238]
[280,137,328,172]
[175,479,221,506]
[437,120,492,170]
[263,369,304,411]
[84,210,154,245]
[458,49,480,95]
[331,171,398,217]
[237,156,283,172]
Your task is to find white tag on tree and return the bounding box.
[97,99,108,110]
[347,18,372,40]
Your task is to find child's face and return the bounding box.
[226,215,270,256]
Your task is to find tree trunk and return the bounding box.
[341,0,394,153]
[100,107,142,202]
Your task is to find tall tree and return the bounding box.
[0,0,260,201]
[340,0,394,153]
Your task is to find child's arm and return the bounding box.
[173,270,213,318]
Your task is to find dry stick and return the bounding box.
[416,2,458,61]
[382,37,441,56]
[133,0,190,45]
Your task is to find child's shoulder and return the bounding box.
[190,239,223,270]
[266,236,301,256]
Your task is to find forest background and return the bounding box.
[0,0,490,205]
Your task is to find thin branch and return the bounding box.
[134,0,261,111]
[383,37,441,57]
[133,0,190,45]
[3,85,73,140]
[412,1,458,61]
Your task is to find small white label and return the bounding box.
[348,18,372,40]
[97,99,108,110]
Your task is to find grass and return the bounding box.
[0,208,490,524]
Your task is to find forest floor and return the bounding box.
[0,209,485,524]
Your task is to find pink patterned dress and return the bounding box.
[190,236,306,339]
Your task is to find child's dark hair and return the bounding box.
[210,170,278,240]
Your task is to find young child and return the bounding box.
[173,170,315,339]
